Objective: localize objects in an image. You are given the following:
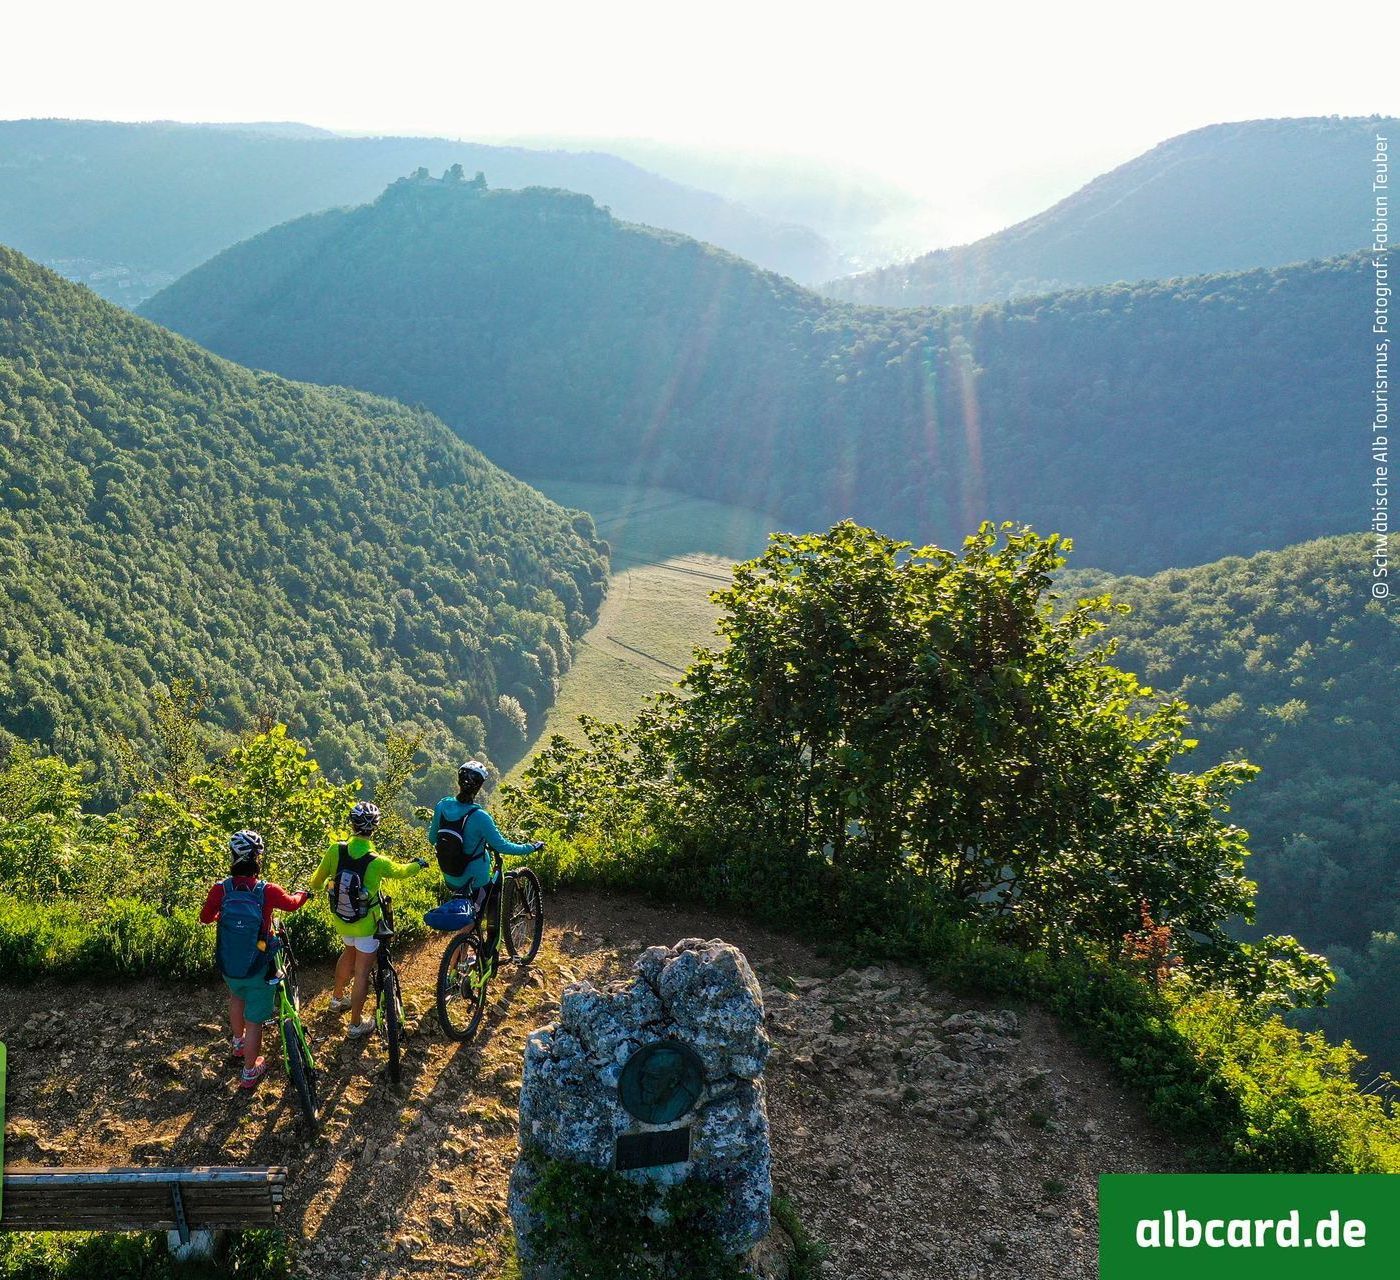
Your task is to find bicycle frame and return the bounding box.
[269,932,316,1075]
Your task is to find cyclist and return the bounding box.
[309,801,429,1039]
[429,760,543,978]
[199,830,311,1090]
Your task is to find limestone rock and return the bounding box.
[510,938,772,1275]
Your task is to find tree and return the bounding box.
[513,522,1329,1007]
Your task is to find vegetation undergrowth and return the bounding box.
[521,1155,756,1280]
[2,522,1395,1185]
[0,1229,291,1280]
[772,1195,829,1279]
[499,522,1400,1176]
[0,693,443,985]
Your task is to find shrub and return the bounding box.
[504,523,1398,1174]
[0,1230,290,1279]
[523,1155,749,1280]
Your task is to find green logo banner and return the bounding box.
[1100,1174,1399,1277]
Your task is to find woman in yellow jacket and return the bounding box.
[310,801,427,1038]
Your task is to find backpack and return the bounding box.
[327,842,374,923]
[435,803,484,879]
[215,878,268,979]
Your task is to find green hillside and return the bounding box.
[0,244,607,798]
[142,173,1360,575]
[1065,536,1399,1068]
[0,118,838,302]
[826,116,1397,306]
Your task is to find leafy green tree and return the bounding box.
[188,724,358,888]
[0,742,116,901]
[512,522,1328,1007]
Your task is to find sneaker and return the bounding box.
[239,1058,268,1090]
[229,1036,245,1060]
[347,1018,375,1039]
[328,994,350,1013]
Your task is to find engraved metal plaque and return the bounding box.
[617,1039,706,1124]
[615,1125,692,1171]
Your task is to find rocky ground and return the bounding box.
[0,890,1186,1278]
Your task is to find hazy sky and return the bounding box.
[5,0,1392,237]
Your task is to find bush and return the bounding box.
[0,1230,290,1280]
[522,1155,749,1280]
[0,880,443,985]
[503,523,1399,1174]
[0,718,445,985]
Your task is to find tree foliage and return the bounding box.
[143,176,1359,573]
[509,522,1328,1008]
[0,246,608,798]
[1064,535,1399,1067]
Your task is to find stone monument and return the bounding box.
[508,937,773,1271]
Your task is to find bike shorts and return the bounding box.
[339,935,381,954]
[224,973,277,1024]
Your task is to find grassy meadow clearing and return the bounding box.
[510,480,776,774]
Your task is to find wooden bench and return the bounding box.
[1,1166,288,1244]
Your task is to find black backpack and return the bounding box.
[435,803,485,878]
[327,842,373,923]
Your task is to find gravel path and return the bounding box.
[0,890,1186,1278]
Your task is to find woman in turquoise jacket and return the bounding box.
[429,759,542,972]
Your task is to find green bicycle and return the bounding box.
[371,891,407,1084]
[435,849,544,1042]
[267,924,320,1133]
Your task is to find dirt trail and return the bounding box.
[0,891,1186,1279]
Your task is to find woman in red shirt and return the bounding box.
[199,830,310,1089]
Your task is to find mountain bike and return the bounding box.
[371,892,407,1084]
[435,850,544,1043]
[267,925,320,1132]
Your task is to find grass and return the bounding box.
[0,1230,291,1279]
[513,480,775,775]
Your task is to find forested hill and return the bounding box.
[825,116,1396,307]
[0,244,608,798]
[1063,536,1399,1069]
[0,118,840,302]
[144,174,1360,574]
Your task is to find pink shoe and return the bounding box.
[229,1037,246,1060]
[239,1057,268,1089]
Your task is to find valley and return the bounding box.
[0,78,1395,1280]
[140,175,1362,574]
[511,482,774,767]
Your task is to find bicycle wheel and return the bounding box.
[282,1015,320,1132]
[504,869,544,964]
[379,960,404,1084]
[436,931,488,1043]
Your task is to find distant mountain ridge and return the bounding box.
[0,242,607,795]
[825,116,1397,306]
[0,118,842,302]
[144,174,1361,575]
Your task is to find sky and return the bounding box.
[4,0,1392,243]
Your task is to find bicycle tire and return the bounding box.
[504,869,544,964]
[436,931,488,1043]
[380,960,404,1084]
[283,1015,320,1132]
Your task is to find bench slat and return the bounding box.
[0,1166,288,1233]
